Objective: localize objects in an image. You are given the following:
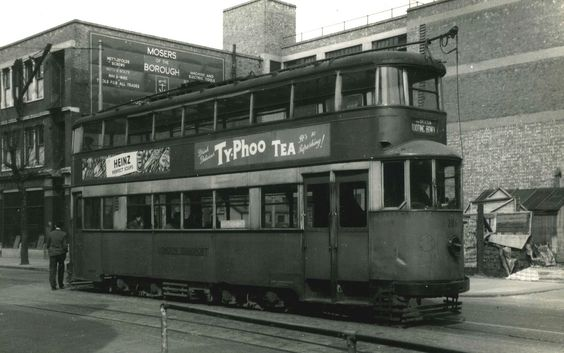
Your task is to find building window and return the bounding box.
[262,185,298,228]
[21,59,44,102]
[1,130,21,172]
[372,34,407,51]
[283,55,316,69]
[24,125,45,167]
[325,45,362,59]
[1,68,14,108]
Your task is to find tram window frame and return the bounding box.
[382,161,406,208]
[128,114,153,144]
[183,190,213,229]
[377,67,408,106]
[154,108,182,140]
[216,188,250,229]
[293,74,336,119]
[127,194,152,229]
[409,70,440,110]
[83,197,101,229]
[102,196,115,230]
[217,93,251,130]
[306,183,330,228]
[339,180,367,228]
[341,69,376,110]
[436,160,461,209]
[184,101,214,135]
[262,184,298,229]
[254,85,291,123]
[103,118,126,148]
[410,160,433,209]
[82,120,103,151]
[153,192,181,229]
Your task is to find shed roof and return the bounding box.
[474,187,564,212]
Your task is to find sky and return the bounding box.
[0,0,430,49]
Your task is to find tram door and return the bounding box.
[303,171,369,300]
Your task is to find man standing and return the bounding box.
[46,221,68,290]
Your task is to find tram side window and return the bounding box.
[183,190,213,229]
[83,121,103,151]
[410,160,433,209]
[127,195,151,229]
[155,109,182,140]
[383,161,405,208]
[294,75,336,118]
[254,85,291,123]
[409,70,440,110]
[154,193,181,229]
[83,198,101,229]
[217,93,250,129]
[306,183,330,227]
[377,67,407,106]
[103,118,126,148]
[216,188,249,228]
[341,70,376,110]
[340,181,367,227]
[185,101,214,136]
[72,127,83,153]
[437,160,460,209]
[128,114,153,144]
[262,185,298,228]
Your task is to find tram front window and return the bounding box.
[437,160,460,209]
[410,160,432,209]
[383,161,405,208]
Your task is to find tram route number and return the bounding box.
[158,247,209,257]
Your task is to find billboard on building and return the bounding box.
[90,33,224,110]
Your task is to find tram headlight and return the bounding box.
[448,236,462,256]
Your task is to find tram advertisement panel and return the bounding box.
[90,33,225,108]
[81,147,171,180]
[194,124,330,170]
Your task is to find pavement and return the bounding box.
[1,248,564,298]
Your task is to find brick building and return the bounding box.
[223,0,564,204]
[0,20,261,249]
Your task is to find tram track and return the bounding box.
[3,280,563,353]
[10,300,396,353]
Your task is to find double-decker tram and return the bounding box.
[71,47,469,322]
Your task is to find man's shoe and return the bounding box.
[51,287,57,291]
[59,285,65,289]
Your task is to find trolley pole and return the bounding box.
[160,304,168,353]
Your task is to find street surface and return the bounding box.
[1,268,564,353]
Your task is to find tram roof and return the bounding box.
[76,50,446,126]
[381,140,461,160]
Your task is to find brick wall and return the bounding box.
[223,0,296,56]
